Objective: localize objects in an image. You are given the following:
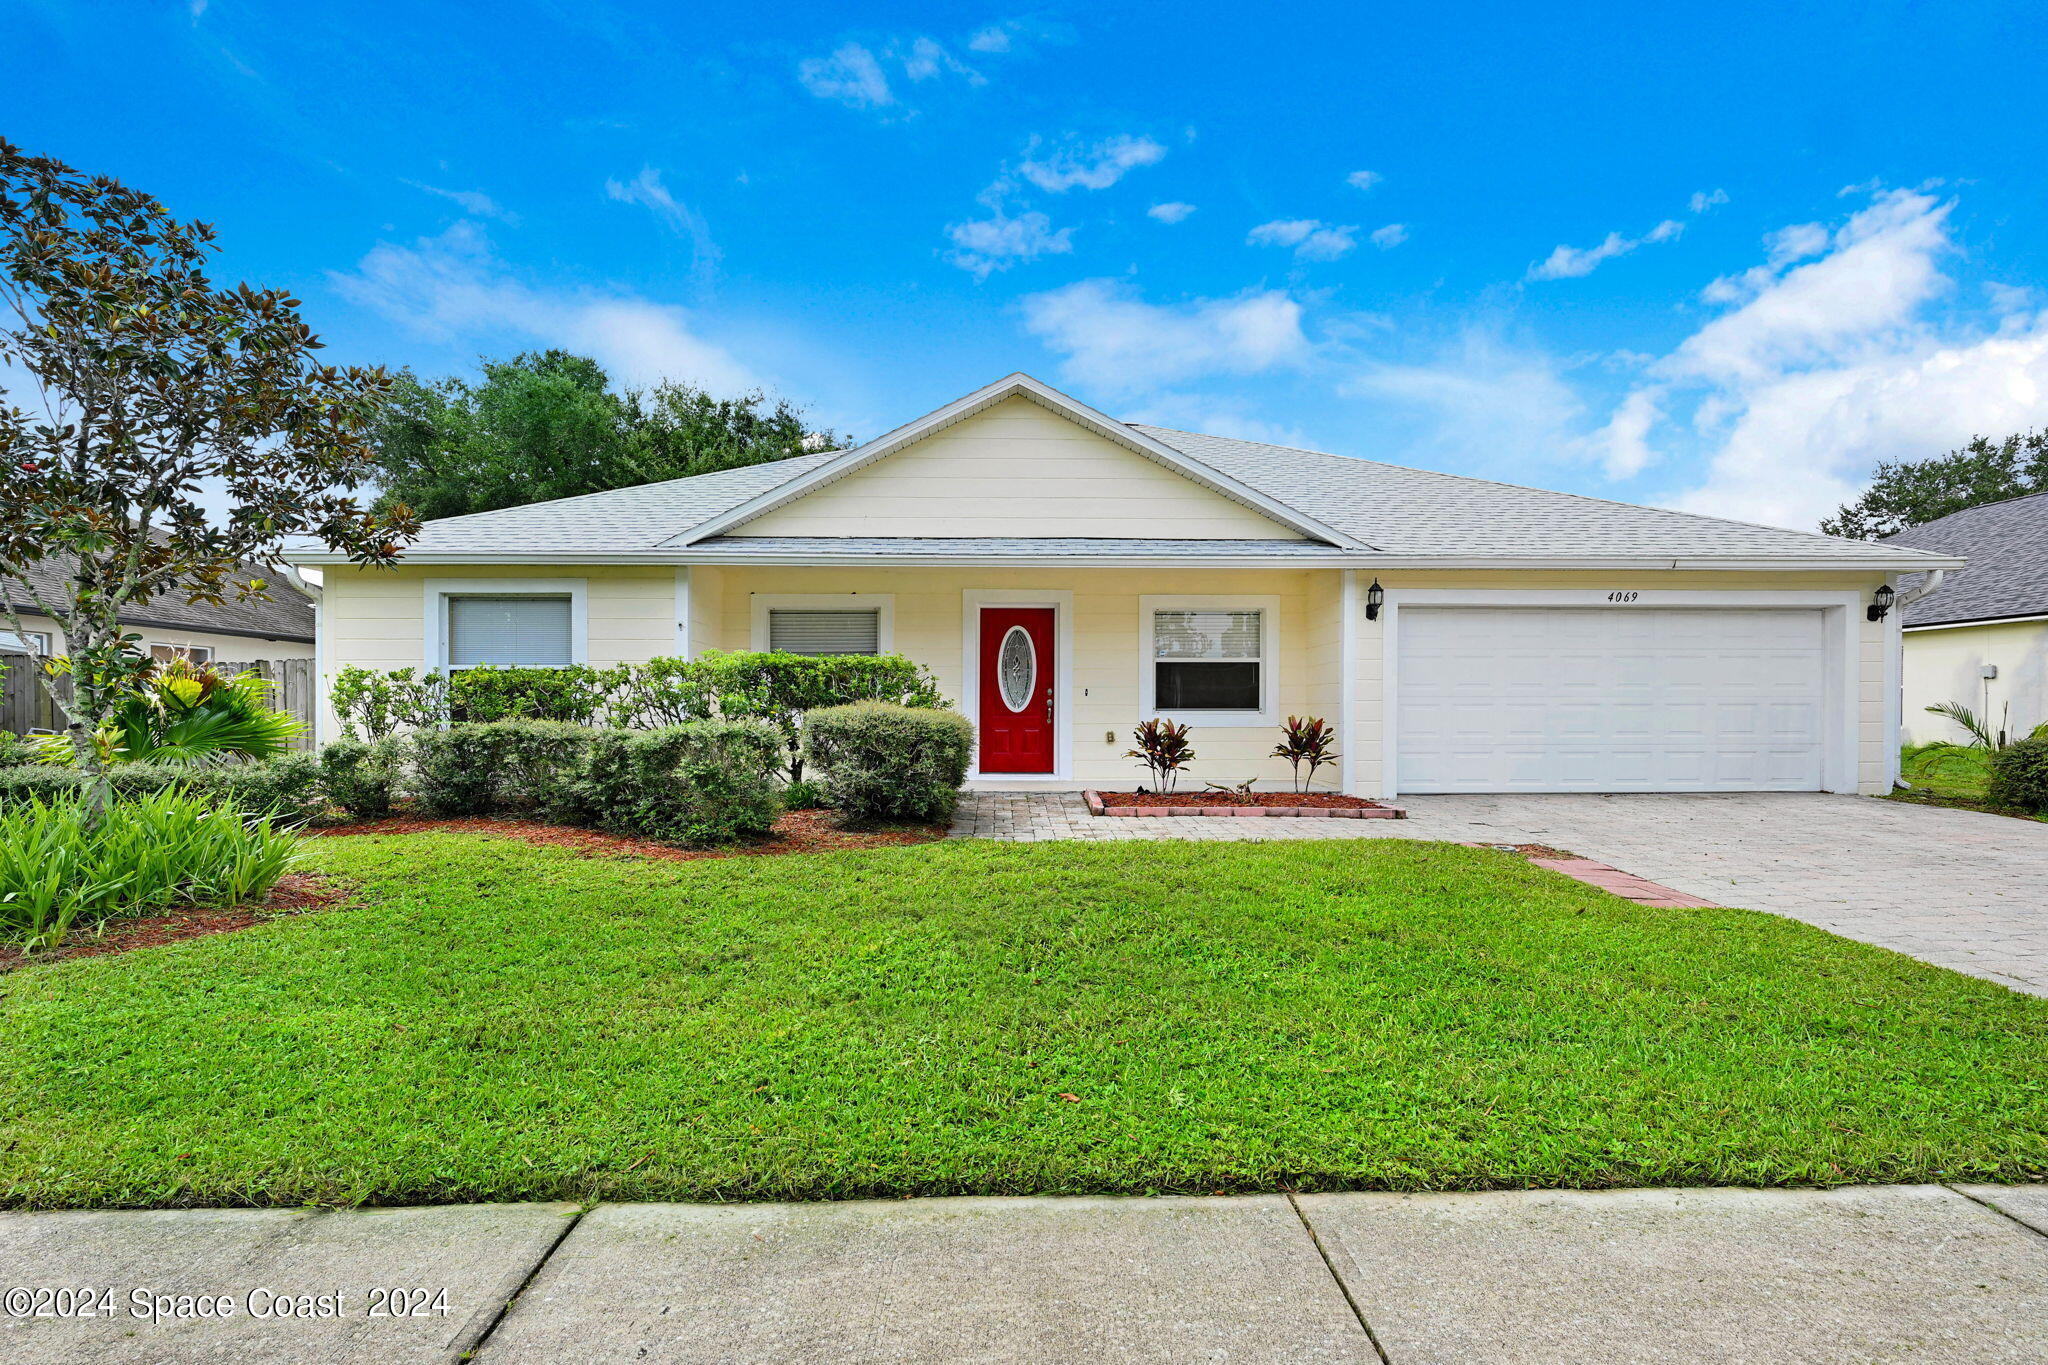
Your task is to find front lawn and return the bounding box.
[2,834,2044,1209]
[1888,744,2048,821]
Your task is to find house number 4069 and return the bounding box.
[1606,591,1639,603]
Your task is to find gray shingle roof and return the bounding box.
[690,536,1339,559]
[287,409,1950,567]
[1136,426,1921,562]
[4,555,316,642]
[1884,491,2048,626]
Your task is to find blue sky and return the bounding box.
[11,0,2048,530]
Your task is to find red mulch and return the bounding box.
[1097,790,1387,809]
[0,873,349,975]
[306,808,948,862]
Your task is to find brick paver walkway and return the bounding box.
[950,791,2048,995]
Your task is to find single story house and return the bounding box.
[287,374,1957,797]
[2,555,317,665]
[1885,491,2048,745]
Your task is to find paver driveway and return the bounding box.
[951,791,2048,996]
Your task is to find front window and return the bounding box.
[768,608,880,656]
[0,630,49,655]
[1153,608,1263,712]
[149,643,214,665]
[447,595,573,668]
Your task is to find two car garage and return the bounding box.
[1394,605,1837,794]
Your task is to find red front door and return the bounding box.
[979,607,1056,773]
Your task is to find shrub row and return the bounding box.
[805,702,973,824]
[0,753,324,823]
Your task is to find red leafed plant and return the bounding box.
[1124,718,1196,792]
[1271,716,1339,793]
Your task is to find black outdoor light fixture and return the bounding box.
[1365,579,1385,621]
[1867,584,1895,622]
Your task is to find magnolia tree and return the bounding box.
[0,139,418,787]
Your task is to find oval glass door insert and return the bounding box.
[997,625,1037,712]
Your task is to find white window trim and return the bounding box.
[962,589,1074,783]
[149,642,215,664]
[0,629,50,654]
[423,578,589,672]
[1376,587,1864,799]
[749,593,895,654]
[1139,594,1281,726]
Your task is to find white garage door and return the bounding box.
[1396,608,1828,793]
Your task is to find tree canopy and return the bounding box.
[1823,431,2048,539]
[368,351,843,521]
[0,138,416,778]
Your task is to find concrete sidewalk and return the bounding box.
[4,1184,2047,1363]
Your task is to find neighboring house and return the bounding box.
[286,374,1956,796]
[1884,491,2048,745]
[1,555,317,665]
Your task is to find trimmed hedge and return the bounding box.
[578,721,782,846]
[1989,737,2048,814]
[449,666,613,725]
[319,739,406,821]
[0,753,324,823]
[805,702,973,825]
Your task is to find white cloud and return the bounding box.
[1369,223,1409,249]
[1148,201,1197,224]
[1248,218,1357,261]
[603,167,720,278]
[1528,193,1718,281]
[1017,134,1166,192]
[329,222,758,393]
[1020,279,1311,393]
[967,24,1013,52]
[405,181,517,223]
[900,36,979,83]
[944,204,1073,279]
[1346,170,1383,192]
[1346,329,1586,473]
[797,43,894,108]
[1528,231,1641,280]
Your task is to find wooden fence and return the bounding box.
[0,652,317,751]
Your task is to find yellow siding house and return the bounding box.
[287,374,1958,797]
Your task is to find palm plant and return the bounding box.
[1914,700,2048,775]
[35,658,302,767]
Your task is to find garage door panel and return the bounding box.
[1398,608,1827,793]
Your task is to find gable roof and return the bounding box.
[1884,491,2048,627]
[282,375,1962,570]
[668,374,1361,548]
[4,554,317,643]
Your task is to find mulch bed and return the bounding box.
[307,808,949,862]
[0,873,349,975]
[1097,791,1388,809]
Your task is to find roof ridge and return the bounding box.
[1133,423,1886,550]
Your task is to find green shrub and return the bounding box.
[579,721,781,846]
[320,739,407,820]
[1988,737,2048,813]
[490,721,598,821]
[0,757,320,822]
[450,666,613,724]
[780,777,829,810]
[804,702,973,825]
[0,731,39,768]
[330,666,449,740]
[410,723,508,817]
[0,788,300,950]
[211,753,324,823]
[685,651,948,782]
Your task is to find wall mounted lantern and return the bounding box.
[1867,584,1895,622]
[1365,579,1385,621]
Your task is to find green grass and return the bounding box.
[1889,744,2047,820]
[2,833,2044,1209]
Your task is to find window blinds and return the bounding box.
[768,608,881,656]
[1152,609,1262,660]
[447,595,573,667]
